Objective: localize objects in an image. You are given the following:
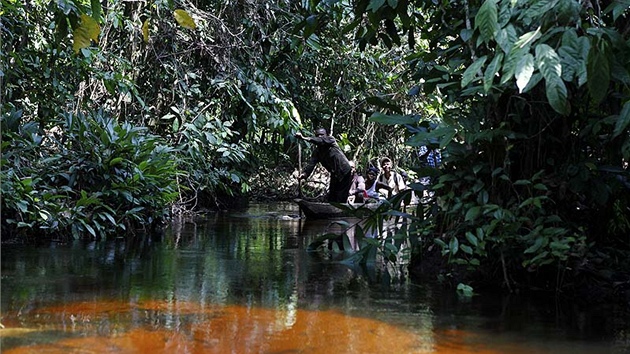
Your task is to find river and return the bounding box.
[1,202,628,353]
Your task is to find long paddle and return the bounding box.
[298,140,303,198]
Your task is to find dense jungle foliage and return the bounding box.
[1,0,629,298]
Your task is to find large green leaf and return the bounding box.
[515,53,534,93]
[587,39,610,104]
[495,24,518,54]
[475,0,498,43]
[524,0,560,20]
[545,79,569,115]
[462,56,487,88]
[501,28,540,84]
[535,44,562,82]
[483,52,503,93]
[368,112,417,125]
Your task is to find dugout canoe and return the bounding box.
[294,198,383,219]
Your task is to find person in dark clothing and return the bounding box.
[295,128,353,203]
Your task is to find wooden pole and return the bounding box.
[298,141,303,198]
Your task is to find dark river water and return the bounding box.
[1,202,628,353]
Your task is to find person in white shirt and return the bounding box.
[377,157,408,196]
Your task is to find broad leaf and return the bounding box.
[465,206,482,221]
[587,39,610,104]
[475,0,498,43]
[524,0,560,20]
[462,56,487,87]
[142,19,150,43]
[174,9,196,30]
[545,79,569,115]
[369,112,417,125]
[495,24,518,54]
[72,14,100,53]
[501,28,540,84]
[515,53,534,93]
[535,44,562,82]
[483,52,503,93]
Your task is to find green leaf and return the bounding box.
[449,237,459,255]
[367,0,386,12]
[501,28,540,84]
[614,101,630,137]
[369,112,417,125]
[462,56,487,88]
[515,53,535,93]
[535,44,562,82]
[545,79,569,115]
[524,0,560,20]
[483,53,503,93]
[587,39,610,103]
[524,236,545,254]
[174,9,196,30]
[465,231,479,247]
[465,206,482,221]
[536,44,568,114]
[109,157,124,166]
[475,0,498,43]
[90,0,102,22]
[457,283,474,297]
[460,244,473,255]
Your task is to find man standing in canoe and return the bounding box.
[295,128,353,203]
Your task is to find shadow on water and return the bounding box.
[1,202,629,353]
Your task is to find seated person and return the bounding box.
[377,157,408,195]
[364,166,392,202]
[347,161,366,203]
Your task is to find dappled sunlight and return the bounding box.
[0,299,518,354]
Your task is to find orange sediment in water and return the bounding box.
[0,300,516,354]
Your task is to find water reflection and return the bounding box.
[1,202,628,353]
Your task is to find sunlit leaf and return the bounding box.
[515,53,534,93]
[72,14,100,53]
[174,9,196,30]
[535,44,562,82]
[142,19,150,43]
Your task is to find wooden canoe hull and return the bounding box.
[294,198,381,219]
